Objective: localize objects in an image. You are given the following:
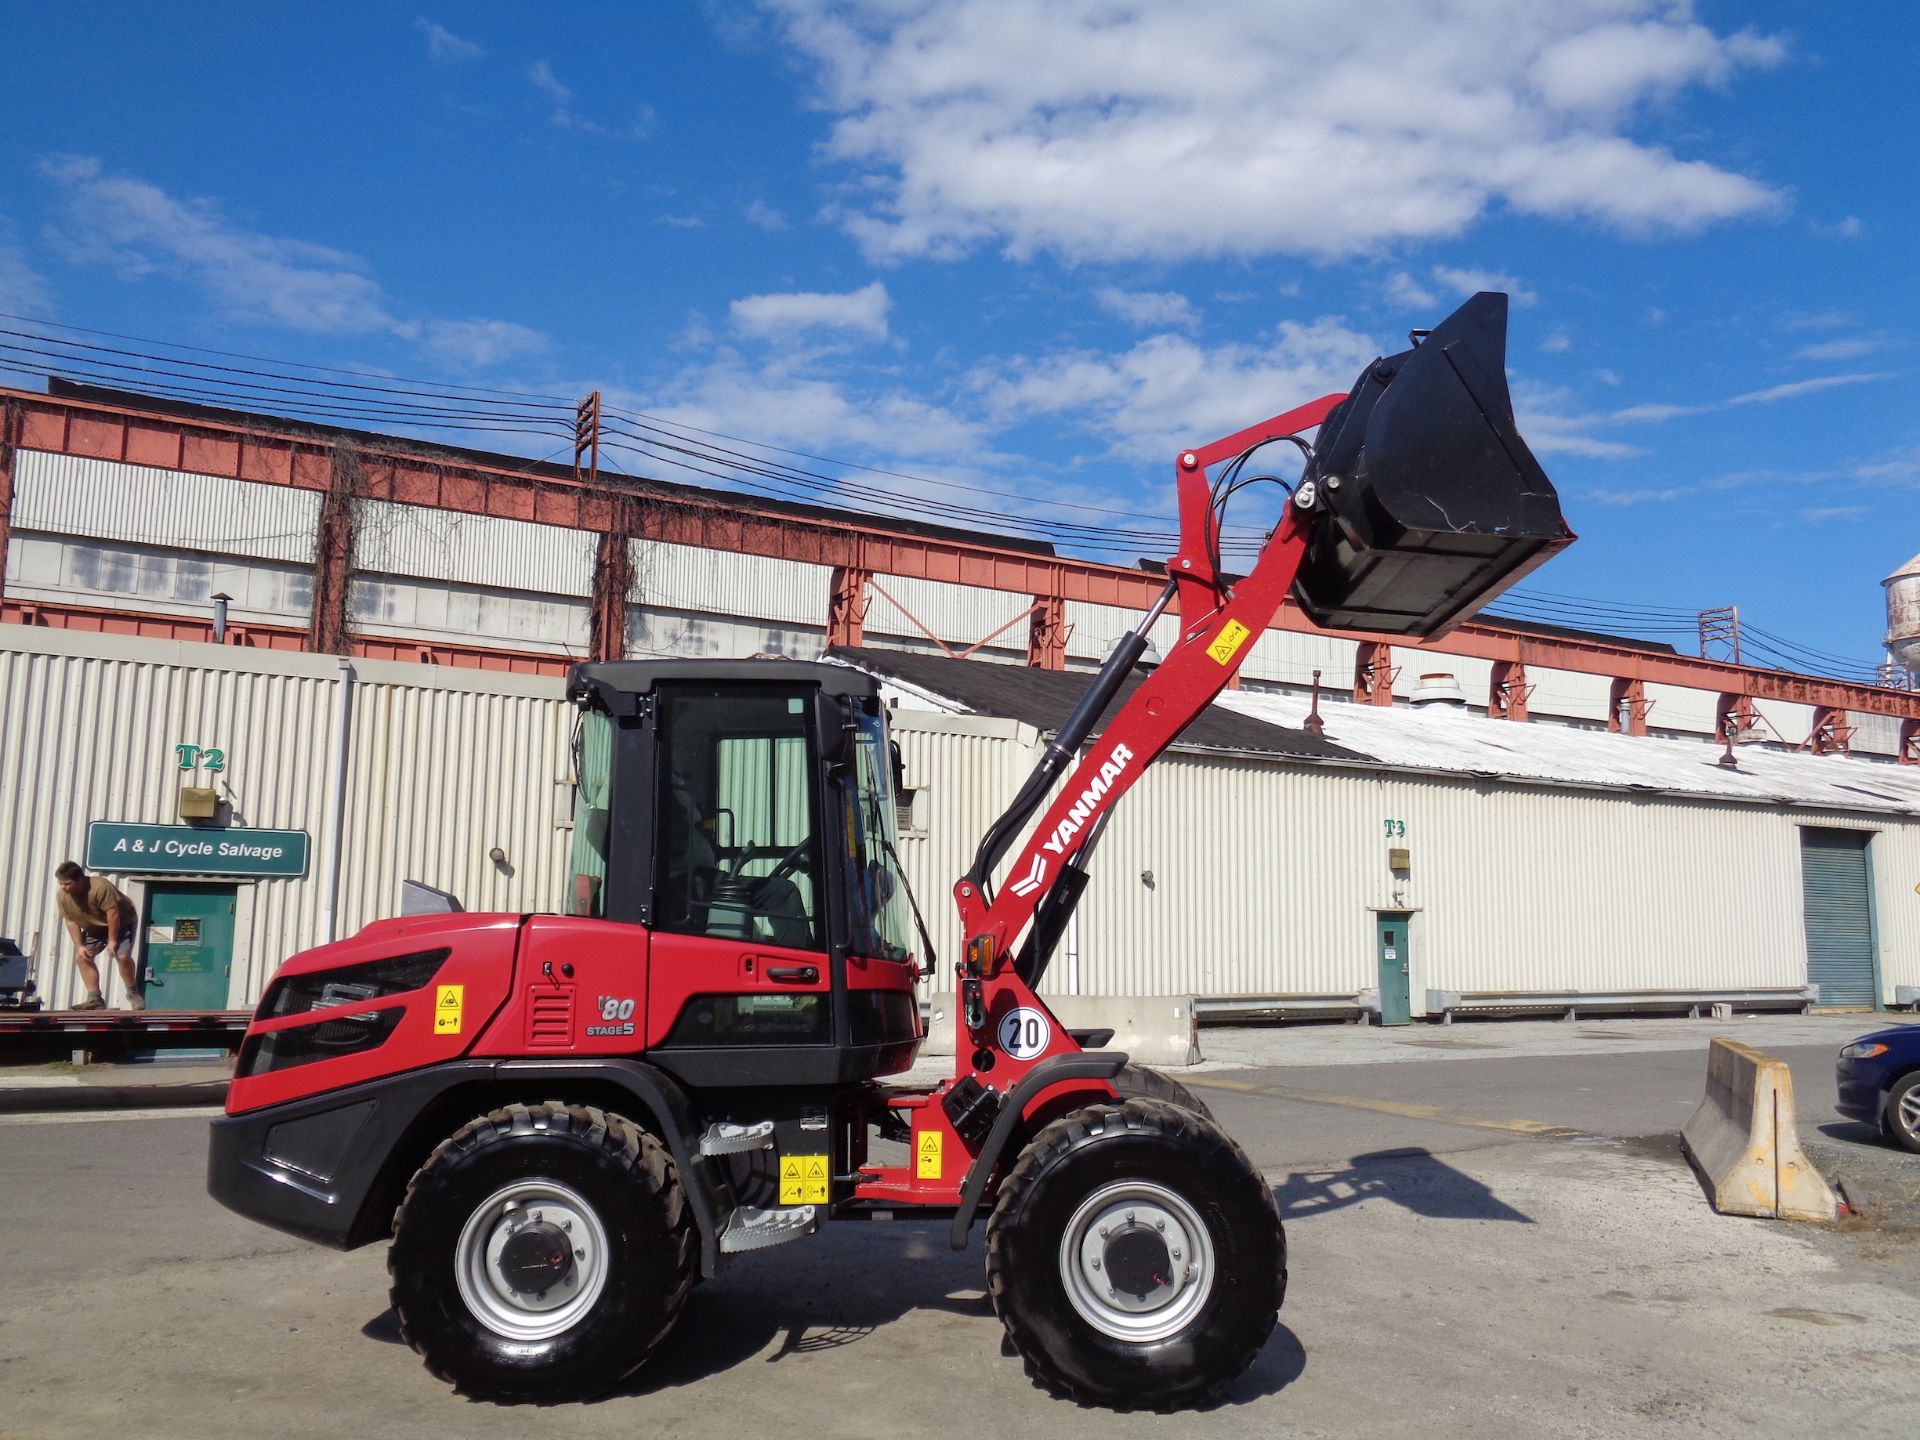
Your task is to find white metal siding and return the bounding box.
[4,624,1915,1015]
[633,540,831,630]
[7,533,314,623]
[15,451,321,564]
[356,501,596,598]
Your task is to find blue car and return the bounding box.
[1836,1024,1920,1154]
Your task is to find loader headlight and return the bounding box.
[255,948,450,1020]
[239,1007,409,1077]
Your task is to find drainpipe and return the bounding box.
[317,659,355,943]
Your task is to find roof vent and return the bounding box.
[1410,672,1467,708]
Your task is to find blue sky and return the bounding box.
[1,3,1914,679]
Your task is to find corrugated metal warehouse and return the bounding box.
[2,379,1918,1018]
[3,625,1915,1018]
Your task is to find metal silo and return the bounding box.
[1886,551,1920,680]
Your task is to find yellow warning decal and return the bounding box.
[917,1131,943,1180]
[433,984,463,1036]
[1207,620,1252,666]
[779,1153,831,1205]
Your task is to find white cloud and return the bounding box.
[415,17,482,64]
[1383,271,1437,310]
[39,155,399,334]
[970,314,1382,459]
[769,1,1788,264]
[1539,330,1572,353]
[1795,337,1884,362]
[1430,265,1538,306]
[1585,486,1687,507]
[1798,505,1867,522]
[0,215,52,314]
[529,60,655,139]
[416,318,551,368]
[1093,287,1199,331]
[35,158,549,364]
[1727,373,1894,406]
[746,199,790,231]
[1780,309,1850,331]
[730,280,891,341]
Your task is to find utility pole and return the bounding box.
[1697,605,1740,665]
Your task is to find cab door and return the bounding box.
[643,683,834,1070]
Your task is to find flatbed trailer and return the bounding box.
[0,1007,249,1063]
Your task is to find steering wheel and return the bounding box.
[768,842,811,882]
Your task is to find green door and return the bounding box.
[1376,913,1412,1027]
[142,884,237,1011]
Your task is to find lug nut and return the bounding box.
[1091,1259,1101,1270]
[1155,1220,1165,1231]
[1171,1248,1181,1260]
[575,1248,587,1260]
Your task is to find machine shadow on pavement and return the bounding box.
[360,1215,1309,1408]
[1271,1148,1533,1225]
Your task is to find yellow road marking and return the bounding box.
[1185,1075,1587,1138]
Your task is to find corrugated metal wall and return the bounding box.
[333,662,572,937]
[0,629,338,1007]
[15,452,321,564]
[1071,756,1919,1006]
[633,540,832,630]
[358,502,596,597]
[5,622,1914,1013]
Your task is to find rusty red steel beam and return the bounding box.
[7,385,1917,721]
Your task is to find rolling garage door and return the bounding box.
[1800,828,1877,1008]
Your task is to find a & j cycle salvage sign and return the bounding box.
[85,822,311,878]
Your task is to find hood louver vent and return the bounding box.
[526,989,574,1049]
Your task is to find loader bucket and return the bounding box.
[1292,292,1572,639]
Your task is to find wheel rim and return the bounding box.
[1899,1086,1920,1142]
[1058,1180,1217,1343]
[454,1179,612,1341]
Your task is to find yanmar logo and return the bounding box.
[1008,743,1135,898]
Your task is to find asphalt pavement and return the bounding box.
[1,1014,1916,1440]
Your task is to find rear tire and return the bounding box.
[1114,1063,1214,1121]
[389,1102,695,1400]
[1885,1074,1920,1154]
[986,1098,1284,1410]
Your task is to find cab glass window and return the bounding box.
[566,709,613,916]
[654,687,824,950]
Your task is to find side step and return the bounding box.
[699,1120,775,1156]
[719,1205,819,1254]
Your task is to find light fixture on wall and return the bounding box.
[488,846,508,866]
[211,592,234,644]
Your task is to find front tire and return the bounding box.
[985,1098,1284,1410]
[1114,1063,1214,1121]
[389,1102,695,1400]
[1885,1074,1920,1154]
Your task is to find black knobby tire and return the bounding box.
[388,1101,695,1400]
[1885,1073,1920,1155]
[985,1098,1284,1410]
[1114,1063,1214,1121]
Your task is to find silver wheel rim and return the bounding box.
[1058,1179,1217,1343]
[454,1179,611,1341]
[1899,1086,1920,1141]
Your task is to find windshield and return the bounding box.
[841,710,912,962]
[567,708,612,916]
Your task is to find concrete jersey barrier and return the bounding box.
[923,994,1200,1067]
[1681,1036,1836,1222]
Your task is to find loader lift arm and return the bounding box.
[944,290,1572,1075]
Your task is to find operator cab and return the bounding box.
[565,659,921,1084]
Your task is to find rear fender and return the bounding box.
[227,914,522,1115]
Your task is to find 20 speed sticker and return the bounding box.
[997,1006,1051,1060]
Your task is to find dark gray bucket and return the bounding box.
[1293,292,1573,639]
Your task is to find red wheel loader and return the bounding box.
[208,293,1571,1408]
